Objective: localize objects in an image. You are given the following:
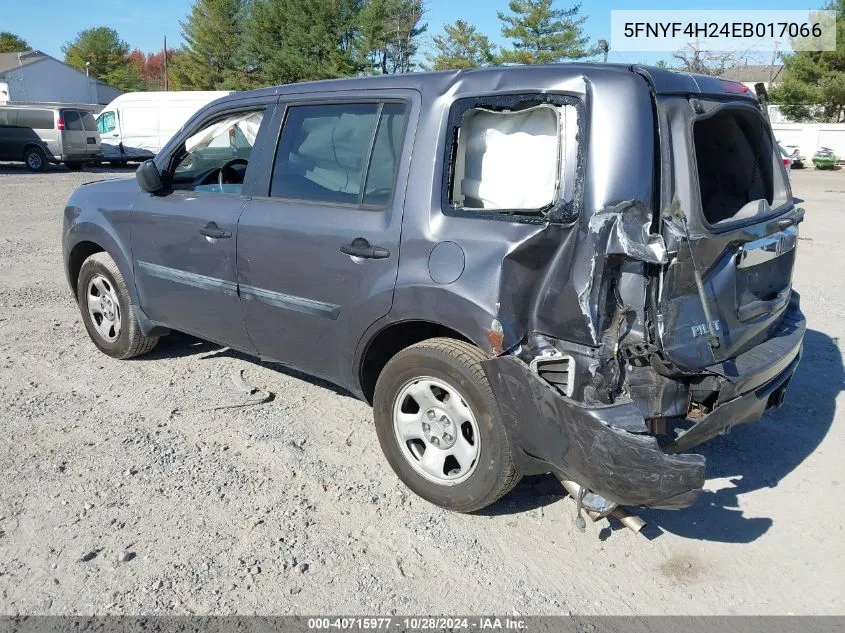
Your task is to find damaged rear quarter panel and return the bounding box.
[388,67,662,353]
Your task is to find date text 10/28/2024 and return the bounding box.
[307,617,528,630]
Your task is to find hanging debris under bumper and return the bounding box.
[482,322,803,510]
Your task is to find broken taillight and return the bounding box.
[721,81,751,94]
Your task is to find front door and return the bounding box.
[130,103,273,352]
[96,110,122,160]
[237,96,415,386]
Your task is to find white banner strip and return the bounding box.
[610,9,836,52]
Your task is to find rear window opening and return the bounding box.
[447,102,578,214]
[693,107,788,225]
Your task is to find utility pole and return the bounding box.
[769,41,779,85]
[163,35,169,91]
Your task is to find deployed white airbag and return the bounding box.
[184,111,264,153]
[456,105,561,210]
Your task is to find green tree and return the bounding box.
[357,0,427,74]
[242,0,362,86]
[769,1,845,122]
[175,0,245,90]
[63,27,145,91]
[425,20,496,70]
[0,32,30,53]
[497,0,595,65]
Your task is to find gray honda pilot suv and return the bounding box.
[62,64,805,516]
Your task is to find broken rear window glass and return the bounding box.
[448,103,577,213]
[693,107,787,225]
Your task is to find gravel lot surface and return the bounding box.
[0,162,842,616]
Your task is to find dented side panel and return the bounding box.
[385,68,661,356]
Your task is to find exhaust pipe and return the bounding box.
[558,479,645,534]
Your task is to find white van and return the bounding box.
[95,91,231,164]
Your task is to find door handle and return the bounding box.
[199,223,232,239]
[340,237,390,259]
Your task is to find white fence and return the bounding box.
[768,105,845,160]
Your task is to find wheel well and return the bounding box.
[22,143,45,158]
[359,321,473,404]
[67,241,105,297]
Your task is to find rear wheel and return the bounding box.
[76,252,159,359]
[23,146,48,172]
[373,338,520,512]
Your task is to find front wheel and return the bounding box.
[76,252,159,359]
[373,338,521,513]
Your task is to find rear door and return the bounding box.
[655,97,801,371]
[80,110,101,156]
[236,92,416,386]
[60,109,86,156]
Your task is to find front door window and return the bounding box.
[170,110,265,195]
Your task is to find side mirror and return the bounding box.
[136,159,164,193]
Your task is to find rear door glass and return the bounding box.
[693,107,787,225]
[81,112,98,132]
[270,102,408,207]
[63,110,84,131]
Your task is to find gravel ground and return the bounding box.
[0,162,843,616]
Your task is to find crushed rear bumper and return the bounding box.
[481,301,805,510]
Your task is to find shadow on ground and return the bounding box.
[132,328,840,544]
[483,330,840,544]
[637,328,840,543]
[140,331,356,399]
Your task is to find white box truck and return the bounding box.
[95,91,231,164]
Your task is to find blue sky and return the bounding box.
[3,0,827,67]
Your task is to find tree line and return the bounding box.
[1,0,595,92]
[1,0,843,122]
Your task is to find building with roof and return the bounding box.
[720,63,784,92]
[0,50,122,105]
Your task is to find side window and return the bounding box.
[97,111,116,134]
[17,109,54,130]
[444,99,579,217]
[0,110,14,126]
[270,102,407,207]
[63,110,84,131]
[363,103,407,206]
[170,108,265,195]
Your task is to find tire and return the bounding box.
[373,338,521,513]
[65,162,84,171]
[76,252,159,359]
[23,146,48,172]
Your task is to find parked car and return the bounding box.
[62,65,805,516]
[778,144,792,170]
[0,104,102,171]
[95,91,231,165]
[812,147,837,169]
[781,143,805,169]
